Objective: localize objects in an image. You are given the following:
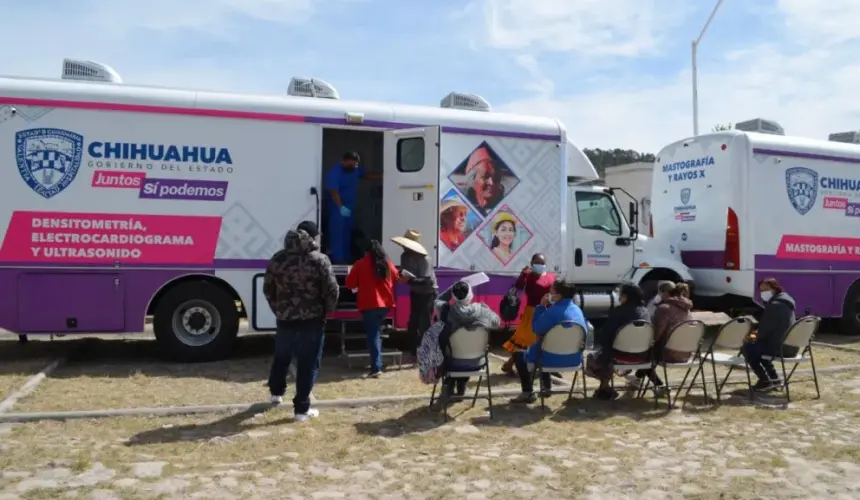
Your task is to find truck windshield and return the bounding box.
[575,192,622,236]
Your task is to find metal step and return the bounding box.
[342,349,404,369]
[340,333,390,341]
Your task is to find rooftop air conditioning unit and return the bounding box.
[287,77,340,99]
[734,118,784,136]
[827,130,860,144]
[440,92,491,112]
[61,59,122,83]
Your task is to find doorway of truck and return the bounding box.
[319,128,384,264]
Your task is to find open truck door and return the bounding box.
[382,127,441,264]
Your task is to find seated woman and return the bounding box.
[628,283,693,391]
[744,278,797,391]
[510,279,587,404]
[586,283,650,400]
[436,281,501,401]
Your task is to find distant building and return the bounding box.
[603,162,654,234]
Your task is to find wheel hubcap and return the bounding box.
[172,300,222,347]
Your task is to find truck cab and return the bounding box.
[564,141,692,308]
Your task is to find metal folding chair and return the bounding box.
[429,326,493,420]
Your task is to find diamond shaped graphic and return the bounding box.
[447,141,521,217]
[476,204,534,266]
[439,188,481,252]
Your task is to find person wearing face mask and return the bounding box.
[324,152,382,265]
[500,253,556,376]
[627,283,693,392]
[646,281,676,319]
[744,278,797,391]
[586,283,650,400]
[510,279,587,404]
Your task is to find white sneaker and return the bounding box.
[294,408,319,422]
[270,395,283,404]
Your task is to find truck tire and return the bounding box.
[640,280,660,303]
[841,281,860,336]
[153,280,240,361]
[639,269,681,303]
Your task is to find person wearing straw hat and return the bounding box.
[391,229,438,361]
[439,197,470,251]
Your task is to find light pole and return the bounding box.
[692,0,724,136]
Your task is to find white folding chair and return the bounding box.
[610,320,657,406]
[762,316,821,403]
[428,326,493,420]
[530,322,587,409]
[638,320,706,408]
[682,317,753,404]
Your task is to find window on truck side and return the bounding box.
[397,137,424,172]
[575,192,622,236]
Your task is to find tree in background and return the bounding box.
[584,148,656,177]
[712,123,732,131]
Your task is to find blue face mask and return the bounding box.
[531,264,546,273]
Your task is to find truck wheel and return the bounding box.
[639,270,682,303]
[840,282,860,336]
[640,280,660,303]
[153,281,239,361]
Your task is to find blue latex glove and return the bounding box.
[339,205,352,217]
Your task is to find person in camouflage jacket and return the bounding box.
[263,224,339,321]
[264,221,339,420]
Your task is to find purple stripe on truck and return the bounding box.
[755,255,860,272]
[0,261,523,334]
[0,268,207,334]
[754,254,860,319]
[680,250,725,269]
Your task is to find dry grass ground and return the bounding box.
[1,372,860,499]
[1,336,522,413]
[0,333,855,413]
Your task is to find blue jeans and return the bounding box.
[362,308,389,373]
[267,319,325,414]
[327,204,354,264]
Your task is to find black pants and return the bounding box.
[443,377,468,396]
[635,369,664,386]
[513,351,551,394]
[743,342,779,381]
[408,292,436,356]
[267,319,325,414]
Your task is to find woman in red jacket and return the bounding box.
[346,240,400,378]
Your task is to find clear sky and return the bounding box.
[1,0,856,152]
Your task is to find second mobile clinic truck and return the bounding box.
[651,118,860,334]
[0,59,690,360]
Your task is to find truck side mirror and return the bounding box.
[628,201,637,237]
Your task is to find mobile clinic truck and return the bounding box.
[0,59,690,360]
[651,118,860,335]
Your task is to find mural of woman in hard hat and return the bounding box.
[479,206,533,266]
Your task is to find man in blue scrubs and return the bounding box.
[325,152,379,264]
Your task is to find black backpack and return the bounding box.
[499,287,521,323]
